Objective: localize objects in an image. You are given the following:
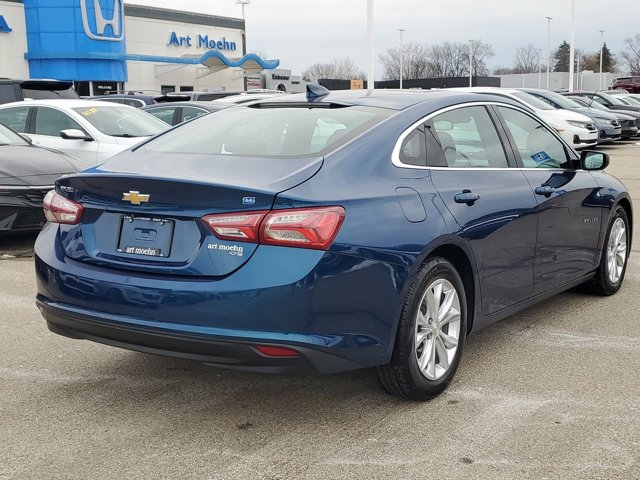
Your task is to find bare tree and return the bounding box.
[620,34,640,75]
[302,58,365,82]
[469,40,495,76]
[379,42,431,80]
[513,44,541,74]
[430,40,494,77]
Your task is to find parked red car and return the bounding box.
[611,77,640,93]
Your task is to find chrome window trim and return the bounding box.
[0,185,54,191]
[391,101,577,171]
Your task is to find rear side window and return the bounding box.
[0,106,29,132]
[140,105,392,157]
[181,106,208,123]
[0,84,19,104]
[427,106,509,168]
[146,106,177,125]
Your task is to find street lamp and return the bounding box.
[367,0,374,94]
[236,0,250,20]
[568,0,576,92]
[546,16,552,89]
[398,28,405,89]
[468,40,474,87]
[599,30,605,90]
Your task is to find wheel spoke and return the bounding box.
[420,337,434,373]
[425,289,438,320]
[437,287,455,322]
[435,337,449,370]
[439,307,460,327]
[440,331,459,349]
[415,327,432,349]
[416,311,430,327]
[426,337,437,378]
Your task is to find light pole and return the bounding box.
[599,30,605,90]
[538,49,542,89]
[568,0,576,92]
[236,0,250,20]
[468,40,473,87]
[398,28,405,89]
[546,16,552,89]
[367,0,374,94]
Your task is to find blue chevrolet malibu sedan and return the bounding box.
[35,87,632,400]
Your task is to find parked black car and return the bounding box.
[0,79,78,104]
[0,124,76,234]
[86,92,158,108]
[141,101,227,126]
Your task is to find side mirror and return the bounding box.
[20,134,33,144]
[580,150,609,171]
[60,129,92,141]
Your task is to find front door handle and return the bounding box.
[454,190,480,206]
[535,185,555,197]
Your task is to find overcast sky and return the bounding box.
[127,0,639,77]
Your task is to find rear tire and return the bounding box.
[588,206,630,296]
[376,257,467,401]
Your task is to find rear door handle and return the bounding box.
[535,185,555,196]
[454,190,480,206]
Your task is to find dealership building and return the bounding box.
[0,0,280,96]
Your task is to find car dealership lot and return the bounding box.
[1,144,639,480]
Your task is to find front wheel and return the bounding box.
[588,206,630,296]
[376,257,467,400]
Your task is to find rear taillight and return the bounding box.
[43,190,84,225]
[201,206,345,250]
[201,211,268,243]
[261,206,346,250]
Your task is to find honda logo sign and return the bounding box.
[80,0,124,42]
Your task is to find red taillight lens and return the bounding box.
[201,211,268,243]
[201,206,345,250]
[43,190,84,225]
[254,345,300,357]
[261,206,346,250]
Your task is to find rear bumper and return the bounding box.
[38,298,362,374]
[34,224,407,374]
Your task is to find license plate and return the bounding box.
[117,216,174,258]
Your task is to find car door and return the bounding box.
[493,105,602,293]
[425,105,539,316]
[31,106,99,167]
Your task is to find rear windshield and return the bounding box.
[511,91,555,110]
[22,88,78,100]
[139,105,393,157]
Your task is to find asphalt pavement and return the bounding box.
[1,143,639,480]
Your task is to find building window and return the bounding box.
[161,85,176,94]
[180,86,194,92]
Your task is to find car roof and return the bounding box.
[0,99,135,108]
[245,89,525,111]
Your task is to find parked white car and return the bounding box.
[452,87,598,150]
[0,100,169,169]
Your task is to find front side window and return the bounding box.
[0,106,29,132]
[146,106,177,125]
[497,106,570,169]
[427,106,509,168]
[35,107,83,136]
[181,106,208,123]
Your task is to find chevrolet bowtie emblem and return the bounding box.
[122,191,150,205]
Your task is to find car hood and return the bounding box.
[0,145,77,184]
[111,136,152,147]
[543,109,593,123]
[569,107,618,121]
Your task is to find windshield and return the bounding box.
[0,123,29,146]
[511,91,555,110]
[599,92,628,106]
[538,91,582,109]
[139,105,393,157]
[72,106,168,137]
[621,96,640,106]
